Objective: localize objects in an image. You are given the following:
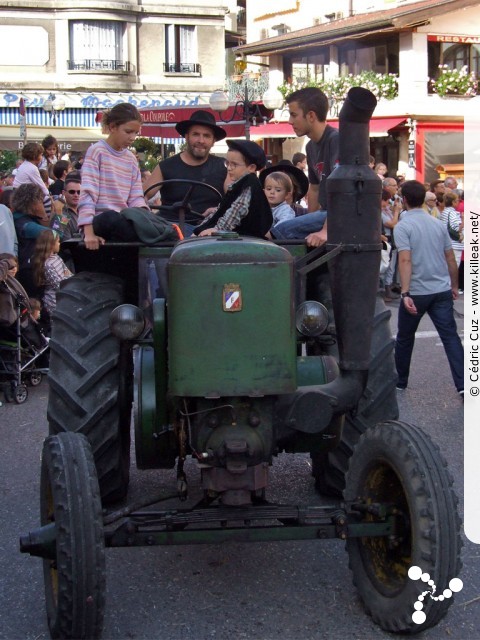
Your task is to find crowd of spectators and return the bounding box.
[0,100,465,399]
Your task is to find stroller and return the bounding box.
[0,280,49,404]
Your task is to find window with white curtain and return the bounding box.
[69,21,125,69]
[165,25,198,72]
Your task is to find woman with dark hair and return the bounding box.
[11,184,50,295]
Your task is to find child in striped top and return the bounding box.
[78,103,147,250]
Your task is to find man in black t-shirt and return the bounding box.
[143,110,227,232]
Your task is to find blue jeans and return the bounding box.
[395,290,464,392]
[271,210,327,239]
[182,223,196,237]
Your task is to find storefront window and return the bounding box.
[283,51,329,84]
[428,40,480,82]
[338,39,399,76]
[423,131,463,184]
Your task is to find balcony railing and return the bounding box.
[68,59,132,72]
[163,62,201,74]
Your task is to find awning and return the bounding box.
[0,124,104,151]
[139,105,273,140]
[140,122,248,139]
[369,117,407,136]
[250,122,296,138]
[141,117,407,140]
[150,137,180,146]
[328,117,407,137]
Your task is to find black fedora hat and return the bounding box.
[259,160,309,201]
[175,110,227,141]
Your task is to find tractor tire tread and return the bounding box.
[41,432,105,639]
[345,420,462,633]
[47,272,131,504]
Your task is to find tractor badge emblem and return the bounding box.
[223,284,242,312]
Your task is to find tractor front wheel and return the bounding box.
[345,421,462,633]
[41,432,106,639]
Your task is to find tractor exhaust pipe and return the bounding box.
[327,86,380,371]
[283,88,382,431]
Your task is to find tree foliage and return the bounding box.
[0,150,18,172]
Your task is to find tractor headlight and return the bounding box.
[295,301,329,337]
[110,305,145,340]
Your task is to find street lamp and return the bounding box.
[43,93,66,126]
[209,85,283,140]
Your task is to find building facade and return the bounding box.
[0,0,246,154]
[235,0,479,183]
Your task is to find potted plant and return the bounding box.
[278,71,399,106]
[430,65,478,97]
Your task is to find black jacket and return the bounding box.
[194,173,273,238]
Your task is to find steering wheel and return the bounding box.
[144,179,223,232]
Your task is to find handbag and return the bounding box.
[380,240,391,276]
[447,211,461,242]
[389,228,396,250]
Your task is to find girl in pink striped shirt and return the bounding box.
[78,103,147,250]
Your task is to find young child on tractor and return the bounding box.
[262,171,296,226]
[78,103,148,250]
[193,140,273,239]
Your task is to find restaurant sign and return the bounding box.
[428,34,480,44]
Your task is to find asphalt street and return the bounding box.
[0,294,477,640]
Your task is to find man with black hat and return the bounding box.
[142,110,227,233]
[193,140,272,239]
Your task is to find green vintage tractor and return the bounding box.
[20,88,461,639]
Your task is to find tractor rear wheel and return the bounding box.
[311,296,398,496]
[41,432,106,639]
[345,421,462,633]
[47,272,132,504]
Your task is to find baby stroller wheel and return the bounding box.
[14,384,28,404]
[3,383,14,403]
[28,371,43,387]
